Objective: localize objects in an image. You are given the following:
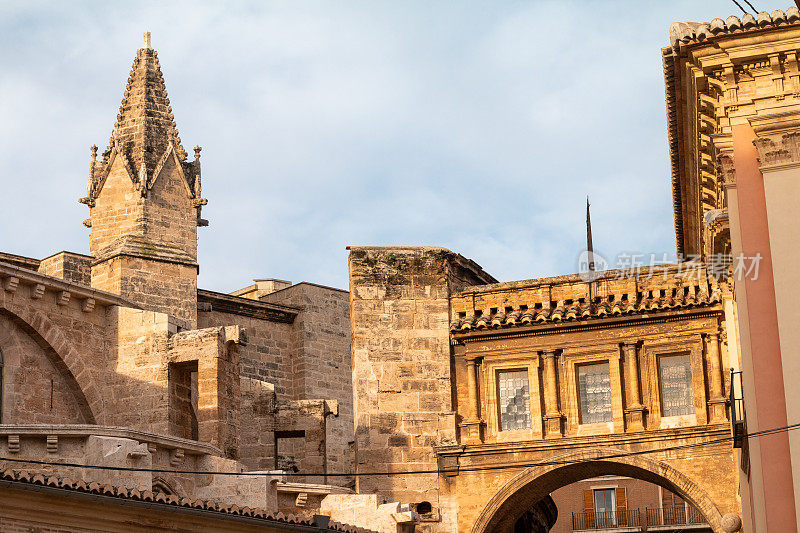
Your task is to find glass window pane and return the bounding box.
[498,370,530,431]
[578,362,612,424]
[594,489,616,526]
[660,354,694,417]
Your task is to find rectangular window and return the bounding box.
[498,370,530,431]
[659,354,694,417]
[594,488,616,527]
[578,362,612,424]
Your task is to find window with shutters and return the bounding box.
[497,370,530,431]
[577,362,612,424]
[659,354,694,417]
[583,487,626,528]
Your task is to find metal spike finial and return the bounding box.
[143,32,152,49]
[586,196,595,272]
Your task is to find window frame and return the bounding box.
[496,368,532,433]
[657,353,695,418]
[576,361,613,425]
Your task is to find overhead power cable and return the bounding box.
[0,421,797,479]
[742,0,759,13]
[730,0,748,14]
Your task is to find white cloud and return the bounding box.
[0,0,746,290]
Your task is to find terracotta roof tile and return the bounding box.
[669,7,800,48]
[0,468,369,532]
[451,286,721,333]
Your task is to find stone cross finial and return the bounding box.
[143,32,152,49]
[193,145,202,159]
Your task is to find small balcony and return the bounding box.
[571,506,711,532]
[571,509,641,531]
[646,505,710,530]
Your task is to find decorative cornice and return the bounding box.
[0,260,137,310]
[197,289,298,324]
[669,8,800,50]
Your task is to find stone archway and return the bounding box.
[472,447,726,533]
[0,297,99,424]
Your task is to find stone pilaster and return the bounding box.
[622,342,647,431]
[542,350,564,438]
[460,356,484,444]
[706,330,728,423]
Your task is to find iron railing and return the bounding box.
[571,509,640,530]
[730,369,746,448]
[646,505,706,526]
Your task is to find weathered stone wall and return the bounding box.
[106,307,244,457]
[141,155,197,259]
[92,256,198,328]
[87,158,143,258]
[38,252,91,286]
[198,308,295,397]
[348,246,494,510]
[262,283,353,484]
[239,377,276,471]
[0,314,87,424]
[0,265,119,425]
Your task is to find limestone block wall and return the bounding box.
[321,494,417,533]
[348,247,494,505]
[0,265,122,425]
[239,377,277,471]
[38,252,91,286]
[87,158,144,257]
[262,283,353,484]
[198,308,295,397]
[0,314,87,424]
[93,256,198,328]
[107,307,244,457]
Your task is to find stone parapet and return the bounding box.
[450,265,720,331]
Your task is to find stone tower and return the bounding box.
[80,33,206,328]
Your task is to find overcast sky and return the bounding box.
[0,1,769,291]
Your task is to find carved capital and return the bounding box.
[717,152,737,189]
[752,131,800,171]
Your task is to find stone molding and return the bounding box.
[0,260,137,311]
[0,424,220,456]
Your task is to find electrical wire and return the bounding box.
[730,0,748,14]
[0,421,796,478]
[742,0,759,13]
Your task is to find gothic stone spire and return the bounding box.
[81,32,205,221]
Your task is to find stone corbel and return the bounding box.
[787,51,800,96]
[3,276,19,293]
[31,284,45,300]
[722,64,739,111]
[7,435,19,453]
[57,291,70,306]
[169,448,184,466]
[81,298,96,313]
